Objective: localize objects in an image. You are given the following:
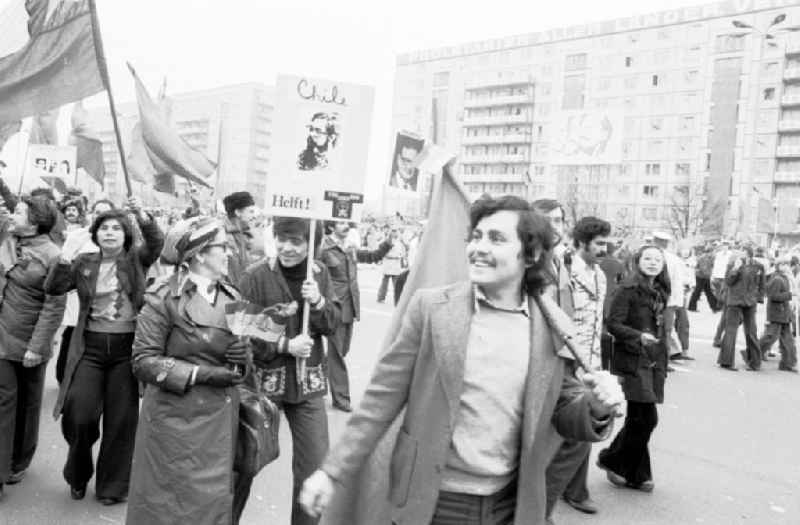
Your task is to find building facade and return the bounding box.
[87,82,273,207]
[392,0,800,240]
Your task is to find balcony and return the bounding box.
[463,114,533,127]
[460,153,530,164]
[464,95,534,108]
[784,68,800,82]
[781,94,800,107]
[776,145,800,157]
[460,173,529,184]
[461,133,532,146]
[774,171,800,184]
[787,40,800,57]
[778,120,800,132]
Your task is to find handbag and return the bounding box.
[234,371,280,477]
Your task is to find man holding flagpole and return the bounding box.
[299,195,623,525]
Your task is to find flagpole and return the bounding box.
[88,0,132,197]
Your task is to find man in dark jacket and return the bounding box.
[688,246,718,312]
[318,220,392,411]
[717,246,765,370]
[222,191,257,284]
[238,216,341,525]
[756,256,797,372]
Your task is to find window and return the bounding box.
[562,75,586,110]
[642,207,657,220]
[715,34,745,53]
[645,163,661,176]
[676,163,691,176]
[433,71,450,87]
[565,53,588,71]
[763,62,779,76]
[764,87,776,101]
[650,118,663,132]
[625,56,633,67]
[624,75,638,90]
[652,75,659,87]
[643,185,659,197]
[596,78,611,91]
[657,29,671,40]
[685,70,699,84]
[680,116,695,131]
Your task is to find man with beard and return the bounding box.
[545,217,609,522]
[298,113,339,171]
[318,221,393,411]
[389,144,421,191]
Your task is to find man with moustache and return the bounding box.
[299,196,623,525]
[318,220,393,412]
[545,217,609,522]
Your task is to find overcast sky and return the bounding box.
[2,0,711,199]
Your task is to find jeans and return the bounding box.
[429,479,517,525]
[377,274,398,303]
[759,322,797,370]
[394,271,409,305]
[718,305,759,368]
[0,359,46,482]
[55,325,74,384]
[688,277,718,312]
[598,402,658,487]
[545,439,591,517]
[61,331,139,498]
[328,322,354,406]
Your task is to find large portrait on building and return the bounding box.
[550,110,624,165]
[267,75,374,221]
[388,131,425,192]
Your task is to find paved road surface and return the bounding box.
[1,265,798,524]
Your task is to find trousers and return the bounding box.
[718,305,759,368]
[429,479,517,525]
[663,306,689,354]
[61,331,139,498]
[0,359,46,482]
[688,277,718,312]
[759,322,797,370]
[377,274,398,303]
[545,439,591,517]
[328,322,354,406]
[598,402,658,487]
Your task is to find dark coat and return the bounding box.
[238,259,340,404]
[320,283,611,525]
[606,277,668,404]
[318,235,391,323]
[765,272,793,324]
[0,234,65,361]
[126,274,244,525]
[724,259,765,307]
[46,218,164,418]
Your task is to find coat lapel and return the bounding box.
[430,283,472,423]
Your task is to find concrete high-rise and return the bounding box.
[391,0,800,241]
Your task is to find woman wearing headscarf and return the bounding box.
[125,217,252,525]
[45,197,163,504]
[0,196,65,498]
[597,245,670,493]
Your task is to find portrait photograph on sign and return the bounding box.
[388,131,425,192]
[268,75,374,222]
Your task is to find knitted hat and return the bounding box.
[223,191,255,215]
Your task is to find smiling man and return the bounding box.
[299,195,623,525]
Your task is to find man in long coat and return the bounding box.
[299,195,623,525]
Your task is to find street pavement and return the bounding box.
[1,265,798,525]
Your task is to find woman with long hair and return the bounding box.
[0,196,65,498]
[597,244,670,493]
[46,198,163,504]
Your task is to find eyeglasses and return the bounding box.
[308,126,327,135]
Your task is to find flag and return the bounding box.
[225,301,297,342]
[69,101,105,186]
[0,120,22,151]
[321,161,471,525]
[0,0,106,122]
[129,63,216,189]
[29,108,60,145]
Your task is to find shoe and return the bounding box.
[767,351,778,358]
[596,460,627,488]
[332,401,352,412]
[719,364,738,372]
[563,496,598,514]
[779,366,799,373]
[739,350,750,367]
[6,469,25,485]
[0,483,4,500]
[97,496,126,506]
[70,485,86,500]
[680,353,695,361]
[628,480,655,492]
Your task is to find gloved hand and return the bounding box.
[195,364,244,387]
[225,339,252,366]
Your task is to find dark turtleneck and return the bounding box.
[279,257,308,324]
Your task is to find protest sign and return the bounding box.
[267,75,375,222]
[387,131,424,192]
[23,144,77,193]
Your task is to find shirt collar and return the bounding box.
[473,285,529,317]
[187,271,215,293]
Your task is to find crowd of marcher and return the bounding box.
[0,181,795,525]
